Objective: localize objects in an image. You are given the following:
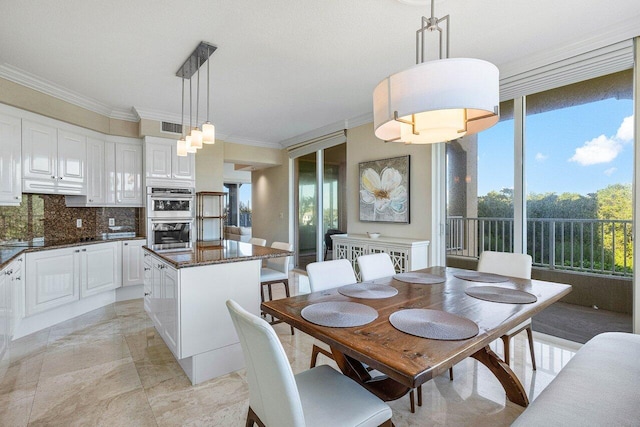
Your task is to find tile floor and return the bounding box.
[1,274,580,426]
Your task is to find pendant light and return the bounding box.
[202,45,216,144]
[176,42,217,154]
[373,0,499,144]
[176,77,188,156]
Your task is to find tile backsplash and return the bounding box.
[0,194,143,243]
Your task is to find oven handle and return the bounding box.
[149,218,194,224]
[149,196,195,201]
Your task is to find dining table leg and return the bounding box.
[331,348,411,402]
[471,345,529,407]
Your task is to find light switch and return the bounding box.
[76,219,82,228]
[109,218,115,226]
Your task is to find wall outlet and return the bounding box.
[108,218,115,226]
[76,219,82,228]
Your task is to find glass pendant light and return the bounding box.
[202,46,216,144]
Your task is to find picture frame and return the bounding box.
[359,155,410,223]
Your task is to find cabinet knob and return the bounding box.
[14,196,19,200]
[124,243,128,246]
[89,199,93,202]
[15,276,21,281]
[4,270,11,276]
[51,175,56,179]
[82,248,87,252]
[74,249,80,253]
[59,177,63,180]
[144,292,151,296]
[144,267,150,271]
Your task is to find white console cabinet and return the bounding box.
[331,234,430,281]
[144,253,179,356]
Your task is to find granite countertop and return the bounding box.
[144,240,293,269]
[0,234,146,269]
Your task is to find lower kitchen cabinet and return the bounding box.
[79,241,120,298]
[122,239,144,286]
[0,263,11,360]
[25,242,121,315]
[26,247,79,316]
[144,253,179,356]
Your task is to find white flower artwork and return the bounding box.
[359,155,410,223]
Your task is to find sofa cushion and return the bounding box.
[512,332,640,426]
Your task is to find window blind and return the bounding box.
[286,130,346,159]
[500,40,634,101]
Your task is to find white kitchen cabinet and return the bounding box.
[25,247,79,316]
[332,234,430,281]
[0,263,11,361]
[9,256,24,336]
[0,113,22,205]
[122,240,144,286]
[144,253,179,356]
[115,142,143,206]
[65,137,106,207]
[22,120,87,195]
[79,242,120,298]
[144,136,195,187]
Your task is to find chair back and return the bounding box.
[306,259,356,292]
[249,237,267,246]
[357,253,396,281]
[477,251,532,279]
[226,300,305,426]
[324,229,343,250]
[266,242,293,274]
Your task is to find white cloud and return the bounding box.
[616,115,634,141]
[535,152,548,162]
[604,167,617,176]
[569,115,633,166]
[569,135,623,166]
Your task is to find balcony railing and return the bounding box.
[447,217,633,277]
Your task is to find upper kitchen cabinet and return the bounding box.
[0,112,22,206]
[107,140,143,206]
[144,136,195,188]
[22,120,87,195]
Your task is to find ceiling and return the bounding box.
[1,0,639,148]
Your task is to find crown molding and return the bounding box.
[133,106,183,124]
[345,112,373,129]
[0,63,138,122]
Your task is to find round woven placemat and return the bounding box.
[389,309,479,340]
[453,271,510,283]
[338,282,398,299]
[393,272,446,285]
[465,286,537,304]
[301,302,378,327]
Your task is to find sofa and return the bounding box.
[512,332,640,426]
[225,226,252,242]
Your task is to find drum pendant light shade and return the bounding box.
[373,1,499,144]
[177,138,188,156]
[374,58,499,144]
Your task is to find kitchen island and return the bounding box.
[143,240,292,385]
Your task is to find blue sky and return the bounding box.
[477,97,634,196]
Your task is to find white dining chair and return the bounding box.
[261,241,294,335]
[357,252,451,413]
[305,259,357,368]
[357,253,395,281]
[249,237,267,246]
[477,250,536,370]
[226,300,393,427]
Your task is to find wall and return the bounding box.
[195,141,225,192]
[0,77,137,138]
[346,123,433,242]
[251,151,290,247]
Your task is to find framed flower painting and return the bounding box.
[359,155,410,223]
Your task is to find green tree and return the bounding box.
[596,184,633,270]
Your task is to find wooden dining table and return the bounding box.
[261,266,572,407]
